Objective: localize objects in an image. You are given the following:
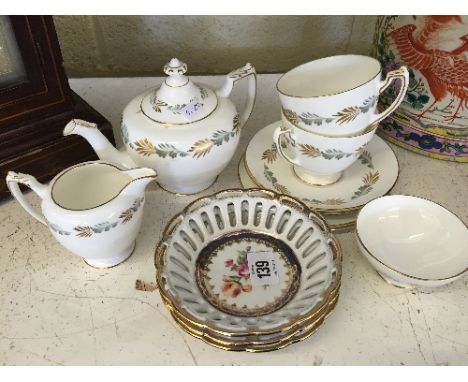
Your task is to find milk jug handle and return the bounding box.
[6,172,47,225]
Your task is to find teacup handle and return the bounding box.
[6,171,47,225]
[273,125,302,166]
[371,66,409,125]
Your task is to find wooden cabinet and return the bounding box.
[0,16,114,199]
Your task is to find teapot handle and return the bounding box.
[6,171,47,225]
[217,63,257,130]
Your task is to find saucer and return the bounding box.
[165,290,339,352]
[244,121,399,214]
[238,156,357,233]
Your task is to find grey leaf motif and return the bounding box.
[211,130,234,146]
[320,149,354,160]
[155,144,188,159]
[358,150,374,169]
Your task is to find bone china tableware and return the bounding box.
[165,285,339,352]
[64,58,257,195]
[238,156,358,233]
[6,162,157,268]
[244,121,399,214]
[356,195,468,288]
[277,55,409,136]
[155,189,342,351]
[274,113,379,186]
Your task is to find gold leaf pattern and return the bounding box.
[274,184,290,194]
[74,226,93,238]
[283,109,300,125]
[189,139,214,158]
[262,144,278,163]
[119,210,133,223]
[134,139,157,156]
[153,99,168,112]
[299,144,321,158]
[333,107,360,124]
[362,171,380,186]
[355,143,368,157]
[232,114,241,134]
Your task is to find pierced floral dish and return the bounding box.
[244,122,399,214]
[155,189,342,344]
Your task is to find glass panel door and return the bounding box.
[0,16,26,87]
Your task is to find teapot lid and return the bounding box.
[140,58,218,125]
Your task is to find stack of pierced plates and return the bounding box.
[155,189,342,352]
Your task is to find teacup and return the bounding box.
[274,112,378,186]
[277,55,409,136]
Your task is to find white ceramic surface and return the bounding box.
[356,195,468,288]
[156,189,341,336]
[274,113,378,185]
[277,55,409,136]
[63,59,257,194]
[245,121,399,213]
[238,156,357,232]
[6,162,156,267]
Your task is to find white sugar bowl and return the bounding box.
[356,195,468,288]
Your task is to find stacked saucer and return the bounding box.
[155,189,342,352]
[238,55,407,232]
[239,122,399,232]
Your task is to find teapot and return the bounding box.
[6,162,157,268]
[64,58,257,194]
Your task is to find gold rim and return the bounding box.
[237,154,358,228]
[356,194,468,282]
[329,220,356,234]
[165,287,339,347]
[140,94,219,127]
[292,165,344,187]
[82,241,136,269]
[276,55,382,99]
[166,293,339,352]
[156,208,342,338]
[158,176,218,196]
[243,154,362,214]
[237,154,351,228]
[242,133,400,215]
[50,162,156,212]
[164,78,190,88]
[154,188,343,337]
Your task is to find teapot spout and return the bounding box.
[121,167,158,197]
[63,119,137,168]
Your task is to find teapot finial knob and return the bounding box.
[164,58,187,76]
